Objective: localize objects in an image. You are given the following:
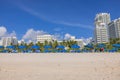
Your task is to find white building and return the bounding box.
[18,39,25,45]
[108,18,120,39]
[37,35,53,43]
[94,13,111,44]
[95,13,111,24]
[1,37,18,47]
[70,36,75,40]
[94,23,109,43]
[75,39,84,48]
[0,40,2,46]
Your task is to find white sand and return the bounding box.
[0,53,120,80]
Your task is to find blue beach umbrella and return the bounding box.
[31,45,40,49]
[18,45,26,49]
[6,45,15,49]
[71,44,80,49]
[44,45,52,49]
[97,44,106,48]
[113,44,120,48]
[85,44,93,48]
[56,45,65,49]
[0,46,4,48]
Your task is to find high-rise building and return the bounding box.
[95,13,111,24]
[0,40,2,46]
[1,37,18,47]
[37,35,53,43]
[94,13,111,44]
[108,18,120,39]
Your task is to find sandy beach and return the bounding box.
[0,53,120,80]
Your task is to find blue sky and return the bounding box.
[0,0,120,40]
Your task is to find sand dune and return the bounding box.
[0,53,120,80]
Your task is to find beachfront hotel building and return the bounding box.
[94,13,111,44]
[37,34,53,43]
[108,18,120,39]
[1,37,18,47]
[75,39,84,48]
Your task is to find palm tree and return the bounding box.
[52,40,58,49]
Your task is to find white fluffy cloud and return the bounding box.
[0,26,16,37]
[64,33,72,40]
[22,28,47,41]
[0,26,7,37]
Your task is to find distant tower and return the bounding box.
[108,18,120,39]
[94,13,111,44]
